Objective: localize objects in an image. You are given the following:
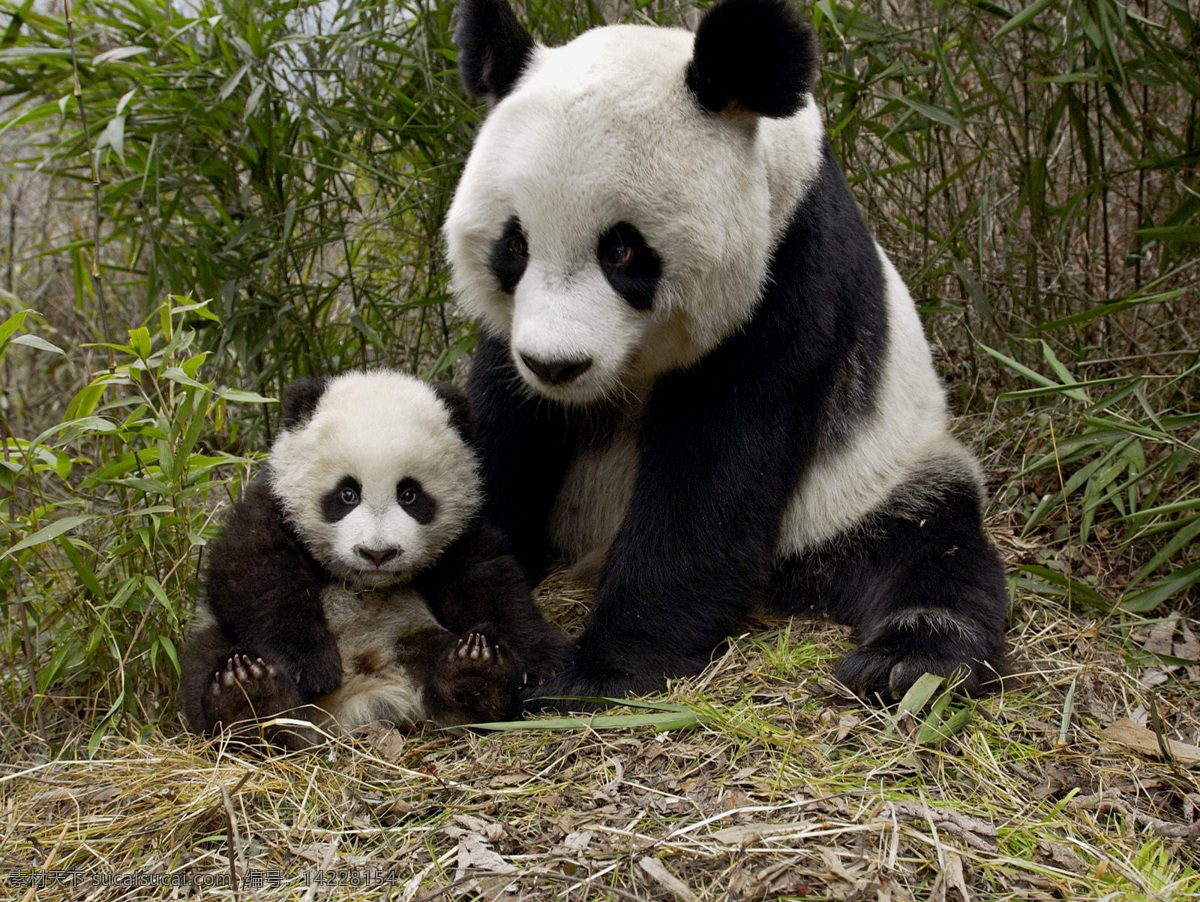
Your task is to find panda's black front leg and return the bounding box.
[526,364,822,710]
[202,475,344,699]
[468,330,575,578]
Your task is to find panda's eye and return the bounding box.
[596,222,661,312]
[600,233,633,268]
[398,487,418,506]
[490,216,529,294]
[340,487,359,505]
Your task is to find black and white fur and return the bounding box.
[445,0,1008,704]
[179,370,570,747]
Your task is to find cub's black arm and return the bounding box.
[202,473,342,698]
[416,519,573,684]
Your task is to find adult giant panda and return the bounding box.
[444,0,1009,703]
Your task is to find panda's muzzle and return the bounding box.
[354,545,400,568]
[519,352,593,386]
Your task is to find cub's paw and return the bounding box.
[835,610,1006,701]
[277,633,343,698]
[432,633,523,724]
[201,654,304,731]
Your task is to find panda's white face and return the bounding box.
[445,24,824,405]
[268,372,481,587]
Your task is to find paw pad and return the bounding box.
[454,632,500,664]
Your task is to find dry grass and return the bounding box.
[3,554,1198,901]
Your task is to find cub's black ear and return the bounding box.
[433,382,477,444]
[280,377,327,430]
[686,0,818,118]
[455,0,535,101]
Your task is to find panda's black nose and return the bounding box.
[519,353,593,385]
[355,545,399,567]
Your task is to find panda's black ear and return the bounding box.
[280,377,327,430]
[455,0,535,101]
[686,0,818,119]
[432,382,477,445]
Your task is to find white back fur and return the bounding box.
[445,24,825,405]
[269,370,481,586]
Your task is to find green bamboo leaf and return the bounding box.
[1135,225,1200,243]
[93,46,151,65]
[8,333,64,355]
[217,387,275,404]
[3,515,96,560]
[1121,563,1200,613]
[993,0,1058,41]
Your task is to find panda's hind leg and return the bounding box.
[772,471,1008,700]
[180,624,317,749]
[429,630,524,725]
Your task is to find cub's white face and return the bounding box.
[268,372,481,587]
[446,24,822,405]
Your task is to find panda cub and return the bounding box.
[179,370,568,747]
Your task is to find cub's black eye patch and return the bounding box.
[321,476,361,523]
[397,477,437,525]
[490,216,529,294]
[597,222,660,311]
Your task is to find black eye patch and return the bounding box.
[397,477,437,525]
[490,216,529,294]
[320,476,361,523]
[597,222,660,311]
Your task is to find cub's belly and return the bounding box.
[314,584,440,733]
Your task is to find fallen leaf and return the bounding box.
[929,849,970,902]
[1143,613,1180,657]
[1104,718,1200,766]
[451,813,505,842]
[819,847,864,884]
[710,822,802,844]
[453,832,517,895]
[556,830,593,856]
[637,856,696,901]
[1178,620,1200,683]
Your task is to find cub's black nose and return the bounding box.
[355,545,399,567]
[519,353,593,385]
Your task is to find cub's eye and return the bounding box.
[507,233,528,259]
[340,487,359,505]
[398,487,418,506]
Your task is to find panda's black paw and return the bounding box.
[277,631,343,699]
[835,611,1005,702]
[432,631,523,723]
[520,666,653,714]
[202,654,304,731]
